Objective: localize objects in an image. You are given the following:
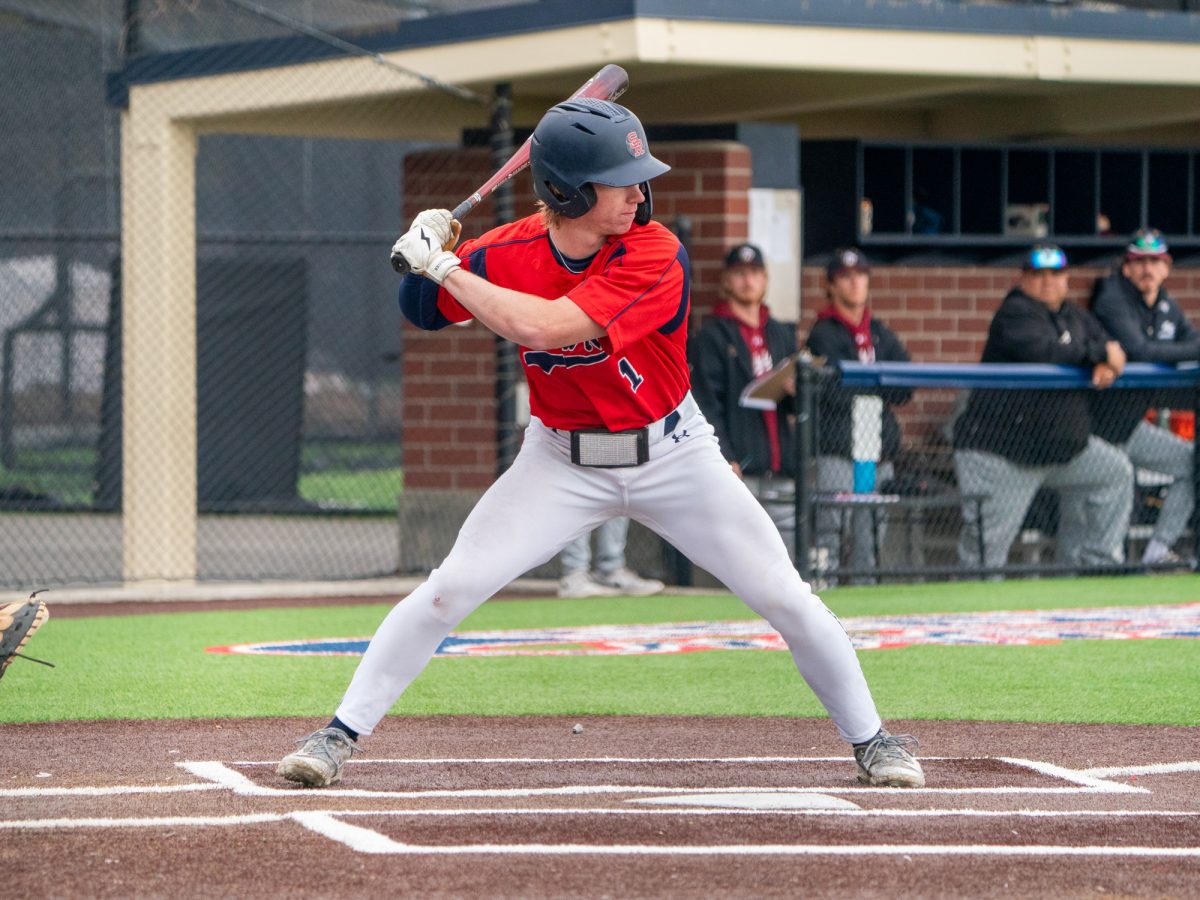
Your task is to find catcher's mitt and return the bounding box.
[0,590,54,680]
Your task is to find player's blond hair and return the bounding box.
[536,200,564,229]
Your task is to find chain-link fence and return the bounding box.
[0,0,510,588]
[794,360,1200,585]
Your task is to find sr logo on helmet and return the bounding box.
[626,131,645,158]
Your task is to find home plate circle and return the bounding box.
[630,793,861,810]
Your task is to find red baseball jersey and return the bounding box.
[432,214,692,431]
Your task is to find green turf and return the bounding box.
[3,575,1197,725]
[298,468,403,510]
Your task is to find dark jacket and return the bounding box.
[954,288,1112,465]
[804,315,912,461]
[689,314,797,476]
[1088,272,1200,444]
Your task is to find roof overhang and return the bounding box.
[108,0,1200,145]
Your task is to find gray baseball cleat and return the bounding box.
[277,727,360,787]
[593,567,665,596]
[853,730,925,787]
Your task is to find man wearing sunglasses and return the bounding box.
[1065,229,1198,567]
[952,243,1133,571]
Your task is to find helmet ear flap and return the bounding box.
[577,182,597,218]
[534,161,597,219]
[634,182,653,226]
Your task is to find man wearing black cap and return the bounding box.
[690,243,799,554]
[805,247,912,579]
[952,243,1132,570]
[1062,229,1198,566]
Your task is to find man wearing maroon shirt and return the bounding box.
[690,243,799,556]
[805,248,912,581]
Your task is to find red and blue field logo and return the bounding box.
[207,602,1200,658]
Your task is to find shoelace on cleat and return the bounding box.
[856,732,919,769]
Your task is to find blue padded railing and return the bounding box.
[789,359,1200,583]
[836,361,1200,391]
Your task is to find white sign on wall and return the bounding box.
[748,188,802,323]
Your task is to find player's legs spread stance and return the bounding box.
[333,421,627,737]
[280,406,921,787]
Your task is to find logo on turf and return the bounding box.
[206,603,1200,658]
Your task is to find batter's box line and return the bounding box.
[229,754,1160,794]
[1080,761,1200,778]
[5,807,1200,834]
[232,755,955,765]
[3,809,1196,859]
[290,812,1200,857]
[0,783,223,799]
[177,756,1150,798]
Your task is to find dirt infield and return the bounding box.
[3,716,1198,897]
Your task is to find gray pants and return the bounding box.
[815,456,895,574]
[560,516,628,576]
[1059,421,1194,552]
[954,437,1133,569]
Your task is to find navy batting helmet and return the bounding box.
[530,99,669,225]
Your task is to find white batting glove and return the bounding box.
[393,224,461,284]
[410,209,455,248]
[423,249,462,285]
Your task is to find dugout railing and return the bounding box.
[792,360,1200,584]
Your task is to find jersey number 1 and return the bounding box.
[618,358,644,392]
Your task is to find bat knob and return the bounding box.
[390,252,412,275]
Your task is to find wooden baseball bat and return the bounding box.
[391,64,629,274]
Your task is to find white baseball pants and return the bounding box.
[335,396,884,744]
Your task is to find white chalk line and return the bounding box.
[997,758,1149,794]
[0,783,222,798]
[287,813,1200,857]
[6,755,1181,801]
[182,758,1155,799]
[1081,761,1200,778]
[5,755,1194,858]
[7,807,1199,832]
[180,760,1134,799]
[0,813,286,830]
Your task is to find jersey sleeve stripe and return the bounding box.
[657,245,691,336]
[468,245,488,280]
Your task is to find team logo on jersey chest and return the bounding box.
[626,130,645,158]
[523,340,610,374]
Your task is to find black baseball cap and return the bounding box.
[826,247,870,280]
[724,242,765,270]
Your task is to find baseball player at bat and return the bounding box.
[277,99,924,789]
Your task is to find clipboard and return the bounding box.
[738,353,800,410]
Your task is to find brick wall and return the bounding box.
[401,138,1200,485]
[799,264,1200,447]
[400,141,750,489]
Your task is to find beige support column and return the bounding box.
[120,102,198,583]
